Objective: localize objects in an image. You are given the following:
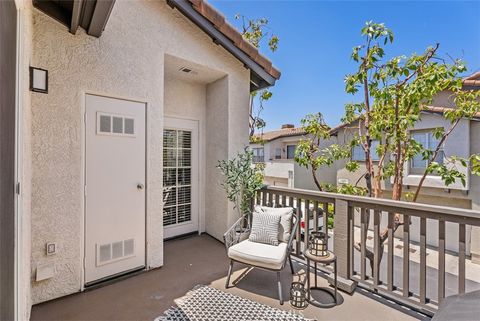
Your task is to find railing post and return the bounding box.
[332,198,357,293]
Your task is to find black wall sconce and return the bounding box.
[29,66,48,94]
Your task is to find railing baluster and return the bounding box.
[275,194,280,207]
[459,223,466,294]
[282,195,287,207]
[387,212,394,291]
[296,198,302,255]
[420,217,427,304]
[304,200,310,250]
[313,201,319,232]
[323,202,329,235]
[349,205,355,277]
[403,214,410,298]
[438,220,446,303]
[360,208,367,280]
[373,210,380,287]
[261,190,267,206]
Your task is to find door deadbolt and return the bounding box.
[137,183,145,190]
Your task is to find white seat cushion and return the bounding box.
[228,240,288,270]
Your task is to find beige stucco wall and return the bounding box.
[264,176,289,187]
[29,0,249,305]
[264,161,294,179]
[260,136,302,161]
[431,90,456,108]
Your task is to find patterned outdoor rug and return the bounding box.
[154,285,313,321]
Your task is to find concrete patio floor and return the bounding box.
[31,234,429,321]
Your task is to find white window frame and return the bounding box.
[252,147,264,163]
[352,140,380,162]
[286,145,296,159]
[410,129,444,175]
[274,147,282,160]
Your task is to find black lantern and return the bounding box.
[290,282,308,309]
[308,231,328,257]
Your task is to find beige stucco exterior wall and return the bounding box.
[29,0,250,305]
[431,90,456,108]
[205,78,229,239]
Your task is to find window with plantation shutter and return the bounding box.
[163,129,192,226]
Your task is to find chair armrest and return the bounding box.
[223,214,251,253]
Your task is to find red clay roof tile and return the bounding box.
[253,127,307,142]
[187,0,280,80]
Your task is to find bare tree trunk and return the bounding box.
[311,166,323,191]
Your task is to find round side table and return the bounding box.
[304,250,337,308]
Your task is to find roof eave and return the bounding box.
[167,0,277,91]
[33,0,115,37]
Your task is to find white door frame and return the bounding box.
[14,5,23,320]
[82,92,148,286]
[163,116,200,239]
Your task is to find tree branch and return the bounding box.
[412,119,461,202]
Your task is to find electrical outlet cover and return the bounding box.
[46,242,56,255]
[36,263,55,281]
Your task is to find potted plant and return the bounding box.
[217,147,264,237]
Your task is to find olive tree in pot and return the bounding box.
[217,148,264,238]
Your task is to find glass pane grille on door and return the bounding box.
[163,129,192,227]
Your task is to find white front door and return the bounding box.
[85,94,146,284]
[163,117,199,239]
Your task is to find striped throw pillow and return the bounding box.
[254,206,293,242]
[249,211,281,246]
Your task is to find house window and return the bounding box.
[286,145,296,159]
[275,148,282,159]
[352,140,380,161]
[163,129,192,226]
[252,147,264,163]
[410,130,444,175]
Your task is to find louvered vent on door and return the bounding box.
[96,112,135,136]
[96,238,136,266]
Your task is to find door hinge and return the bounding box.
[84,185,87,196]
[15,182,21,195]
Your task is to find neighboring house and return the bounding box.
[251,124,306,187]
[1,0,280,319]
[294,73,480,261]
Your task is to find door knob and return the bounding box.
[137,183,145,190]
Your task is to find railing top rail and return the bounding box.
[261,185,480,223]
